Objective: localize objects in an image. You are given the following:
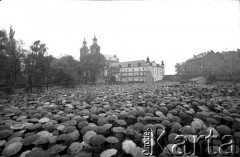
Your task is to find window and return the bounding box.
[128,64,131,67]
[143,68,144,70]
[132,69,134,71]
[138,63,141,67]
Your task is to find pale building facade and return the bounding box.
[103,54,119,77]
[111,57,165,83]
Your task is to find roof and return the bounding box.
[187,53,206,61]
[111,60,147,68]
[104,54,118,61]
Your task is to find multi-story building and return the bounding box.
[111,57,165,83]
[185,53,206,75]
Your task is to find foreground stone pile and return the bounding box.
[0,82,239,157]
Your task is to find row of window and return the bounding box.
[121,72,145,76]
[120,68,145,72]
[120,67,162,72]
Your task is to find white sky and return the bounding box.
[0,0,239,74]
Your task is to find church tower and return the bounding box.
[90,35,100,54]
[80,38,89,61]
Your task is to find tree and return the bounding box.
[88,52,106,84]
[80,52,106,84]
[24,40,49,89]
[0,26,26,87]
[175,62,187,75]
[49,55,79,86]
[0,29,9,83]
[106,66,120,84]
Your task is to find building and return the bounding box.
[111,57,165,83]
[178,50,240,82]
[104,54,119,68]
[103,54,119,77]
[80,35,101,61]
[79,35,120,83]
[79,38,89,62]
[185,53,206,75]
[80,35,119,66]
[185,51,223,76]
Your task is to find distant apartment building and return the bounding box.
[111,57,165,83]
[185,53,206,74]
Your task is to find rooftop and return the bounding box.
[187,53,206,61]
[111,60,146,68]
[104,54,118,61]
[111,60,162,68]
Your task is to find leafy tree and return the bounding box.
[80,52,106,84]
[24,40,48,89]
[79,54,90,84]
[49,55,79,86]
[88,52,106,84]
[106,65,120,84]
[0,29,9,83]
[175,62,187,75]
[0,26,26,87]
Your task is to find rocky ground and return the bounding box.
[0,82,240,157]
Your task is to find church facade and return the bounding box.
[80,35,101,61]
[79,35,119,83]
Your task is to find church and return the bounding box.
[79,35,119,83]
[80,35,119,64]
[79,35,165,83]
[79,35,101,61]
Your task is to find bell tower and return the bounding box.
[90,34,100,54]
[80,38,89,61]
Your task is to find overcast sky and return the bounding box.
[0,0,239,74]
